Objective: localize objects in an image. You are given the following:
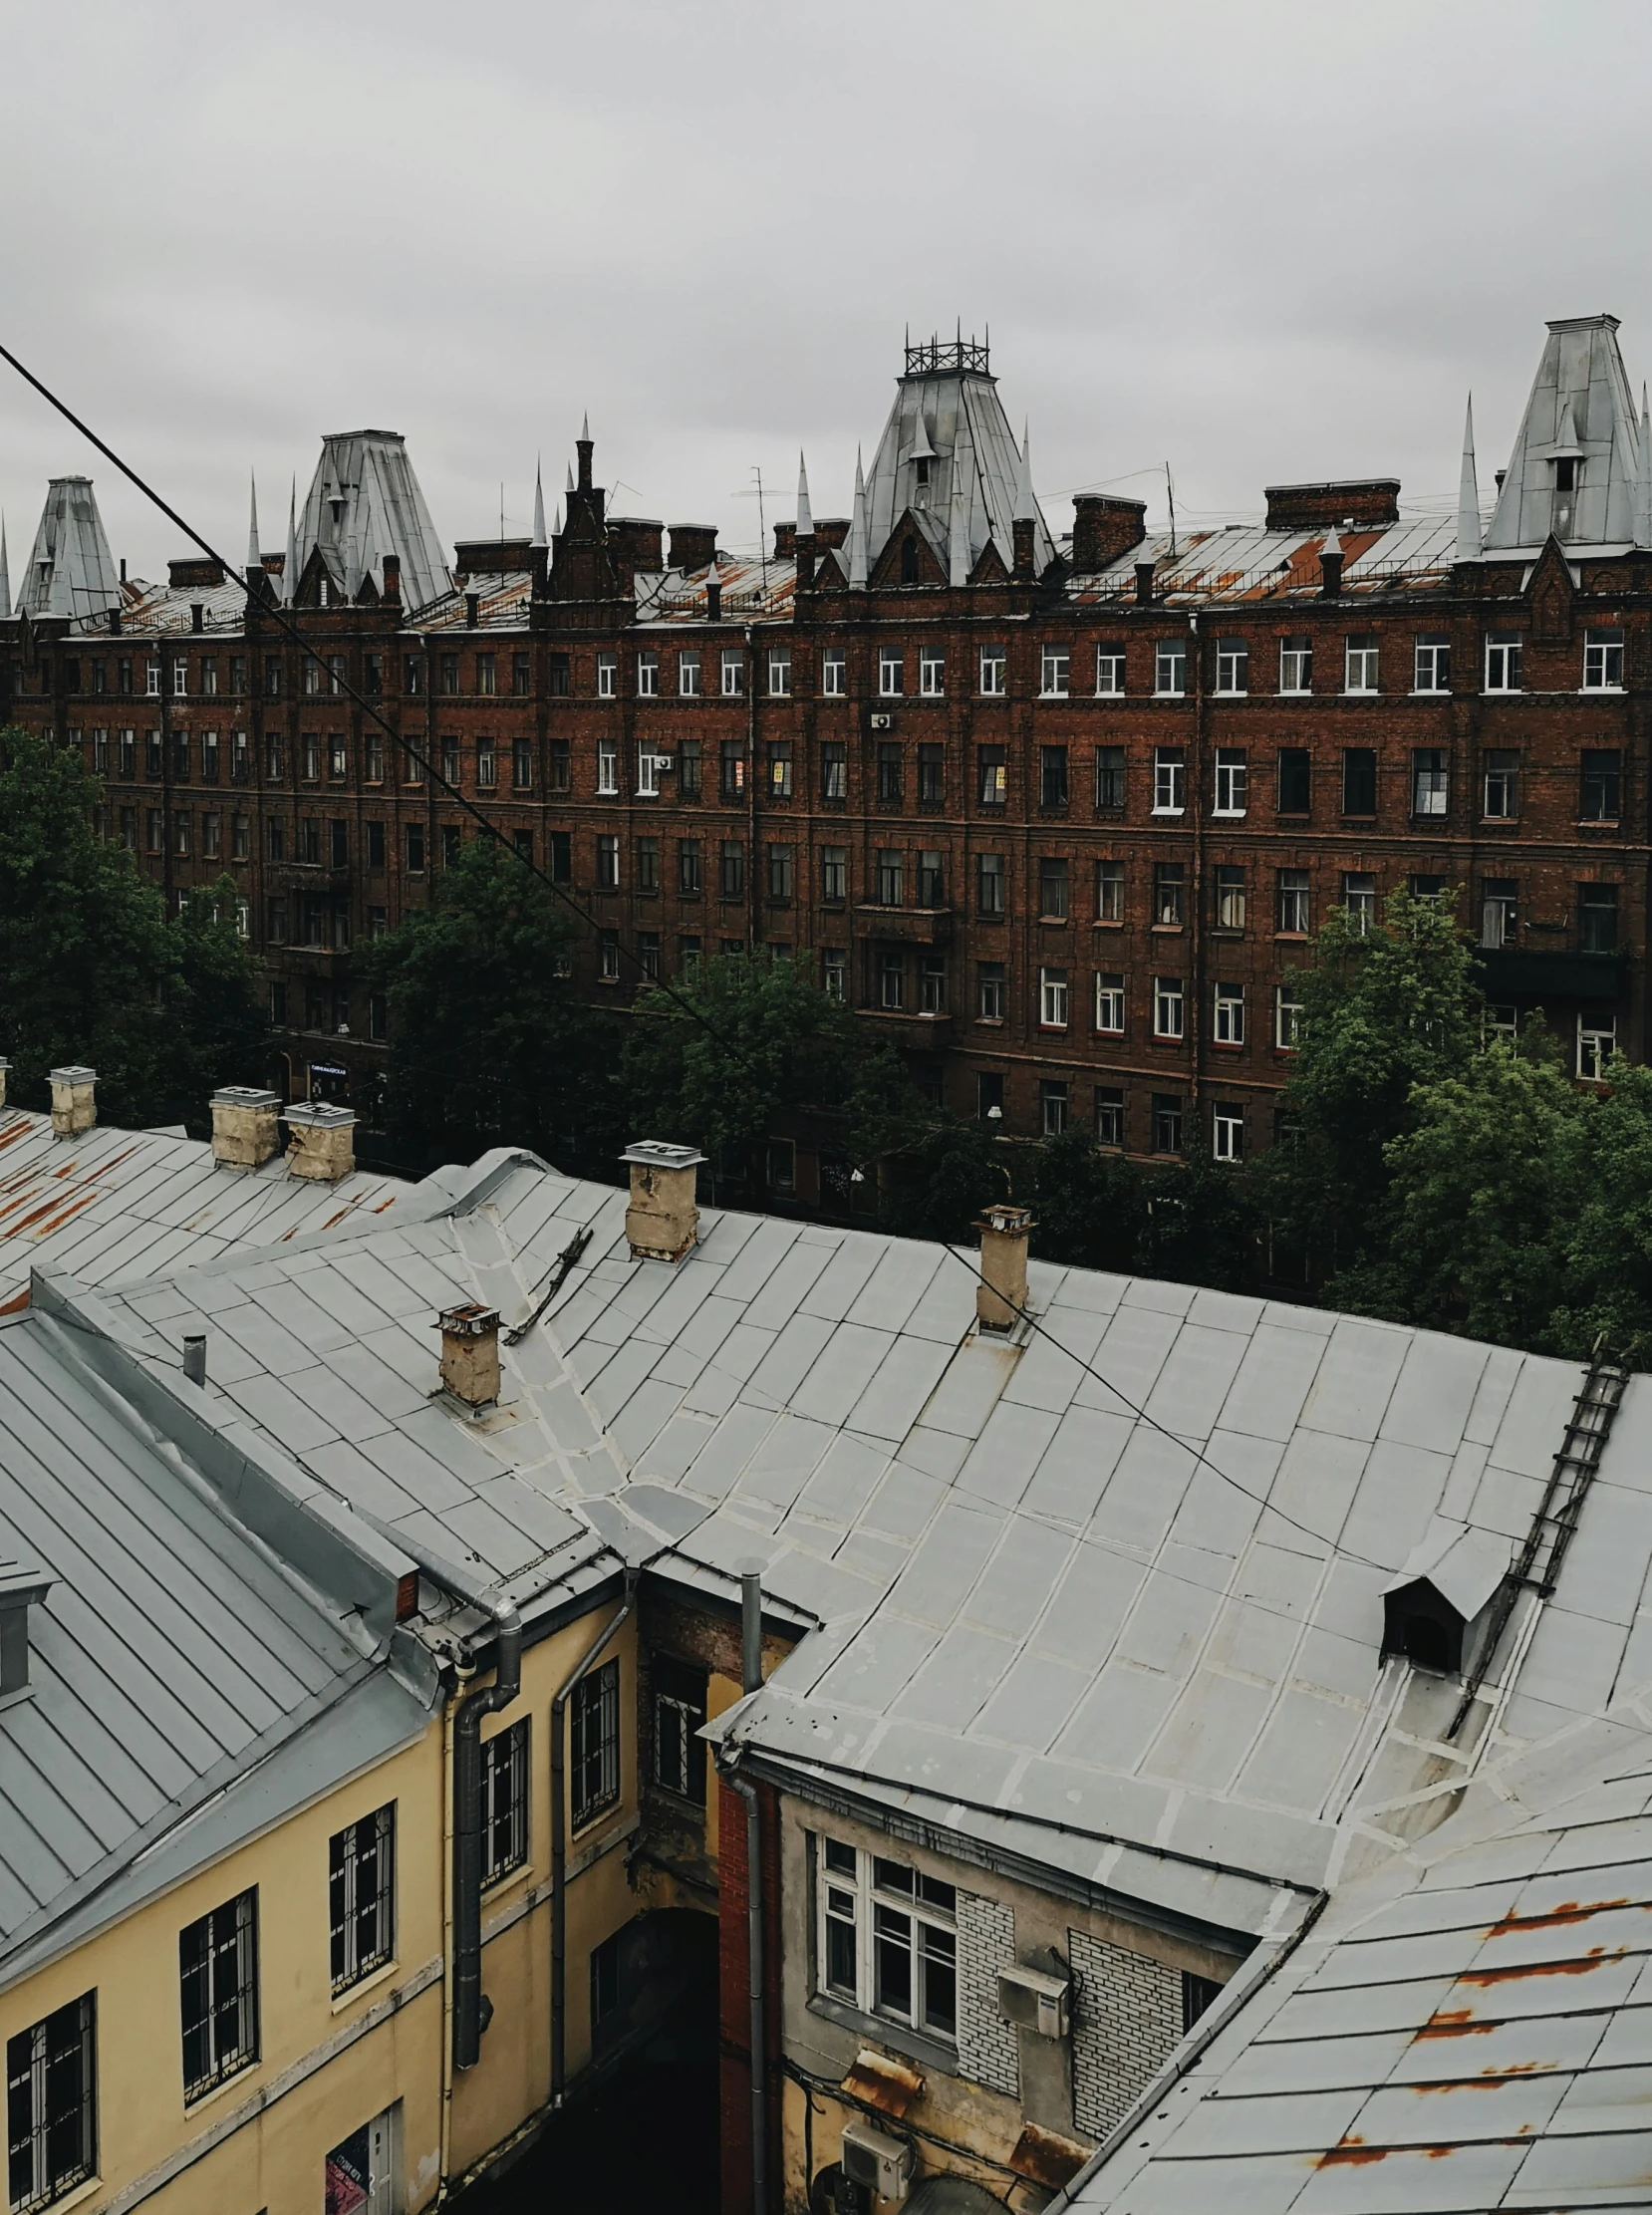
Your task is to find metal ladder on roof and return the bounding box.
[1447,1344,1630,1740]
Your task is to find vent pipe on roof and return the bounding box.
[210,1085,281,1171]
[48,1065,96,1140]
[974,1203,1035,1332]
[0,1565,53,1709]
[182,1335,206,1388]
[623,1140,707,1263]
[438,1303,501,1413]
[282,1101,356,1182]
[706,571,722,622]
[1135,560,1156,605]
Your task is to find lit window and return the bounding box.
[977,746,1006,806]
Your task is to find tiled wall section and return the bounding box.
[956,1892,1019,2097]
[1068,1930,1183,2141]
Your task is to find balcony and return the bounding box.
[858,1007,954,1049]
[852,904,953,947]
[1477,948,1626,1001]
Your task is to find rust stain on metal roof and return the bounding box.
[1486,1897,1630,1937]
[1416,2010,1496,2038]
[840,2047,923,2117]
[1461,1949,1622,1986]
[1320,2139,1387,2167]
[1008,2121,1088,2189]
[0,1287,29,1314]
[372,1196,398,1213]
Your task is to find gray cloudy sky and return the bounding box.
[3,0,1650,581]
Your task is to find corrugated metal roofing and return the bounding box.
[1067,515,1464,605]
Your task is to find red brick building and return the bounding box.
[1,313,1646,1201]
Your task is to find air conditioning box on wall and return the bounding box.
[997,1961,1071,2040]
[841,2120,912,2201]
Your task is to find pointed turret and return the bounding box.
[1013,425,1036,523]
[17,478,120,622]
[246,471,261,575]
[1638,387,1652,550]
[848,450,869,589]
[284,478,298,605]
[796,451,813,538]
[531,460,548,550]
[293,430,449,608]
[0,517,10,622]
[948,475,970,586]
[909,412,937,463]
[1486,315,1642,550]
[1456,397,1482,564]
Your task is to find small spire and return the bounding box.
[1013,424,1036,522]
[532,457,548,549]
[581,411,590,441]
[848,447,869,589]
[1456,394,1482,562]
[566,462,576,496]
[1321,523,1342,558]
[796,450,813,538]
[0,514,10,622]
[284,476,298,605]
[1638,385,1651,549]
[553,498,564,539]
[948,477,969,587]
[246,470,261,574]
[910,411,937,463]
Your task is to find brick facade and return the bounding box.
[1066,1927,1184,2142]
[954,1890,1019,2097]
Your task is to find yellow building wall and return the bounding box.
[0,1598,648,2215]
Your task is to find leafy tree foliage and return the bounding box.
[876,1114,1010,1246]
[0,727,265,1129]
[360,835,612,1173]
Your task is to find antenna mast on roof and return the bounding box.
[753,464,768,594]
[1166,461,1179,558]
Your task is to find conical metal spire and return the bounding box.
[796,451,813,538]
[284,477,298,605]
[1636,386,1652,551]
[1455,396,1482,563]
[1321,522,1342,558]
[0,516,10,623]
[581,411,590,441]
[948,473,970,587]
[1013,425,1036,522]
[246,472,261,574]
[848,449,869,589]
[532,458,548,549]
[565,462,576,496]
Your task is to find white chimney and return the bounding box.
[974,1204,1034,1332]
[48,1065,97,1139]
[282,1101,356,1182]
[623,1141,707,1263]
[210,1085,282,1171]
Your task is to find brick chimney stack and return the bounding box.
[975,1204,1034,1332]
[623,1141,707,1262]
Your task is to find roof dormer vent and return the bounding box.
[0,1563,53,1710]
[1381,1523,1509,1677]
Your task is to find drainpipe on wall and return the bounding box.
[1188,610,1206,1118]
[451,1588,523,2070]
[550,1566,638,2102]
[728,1563,769,2215]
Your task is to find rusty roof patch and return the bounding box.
[1009,2122,1089,2189]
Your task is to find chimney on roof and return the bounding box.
[623,1140,707,1263]
[382,553,401,605]
[1134,560,1156,605]
[438,1302,501,1412]
[706,572,722,622]
[282,1100,356,1182]
[773,521,797,561]
[190,602,204,634]
[974,1203,1035,1332]
[464,590,480,628]
[1011,516,1036,582]
[0,1563,53,1707]
[670,524,718,573]
[210,1084,282,1171]
[1264,479,1400,532]
[48,1065,96,1139]
[1072,495,1148,571]
[181,1334,206,1388]
[1319,526,1343,598]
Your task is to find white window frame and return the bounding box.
[1154,641,1186,696]
[636,651,659,697]
[1414,635,1451,693]
[978,647,1006,696]
[1485,632,1523,692]
[1276,871,1310,936]
[815,1839,958,2045]
[919,649,945,697]
[1213,748,1247,817]
[1095,648,1126,695]
[1152,748,1185,816]
[1214,641,1247,694]
[679,650,701,697]
[1483,751,1517,819]
[172,661,188,697]
[1153,975,1185,1040]
[879,650,904,697]
[1278,637,1312,694]
[1039,966,1069,1029]
[1412,749,1448,817]
[597,740,619,797]
[1578,1012,1617,1081]
[1583,631,1625,691]
[767,647,792,697]
[1213,981,1244,1045]
[596,652,617,699]
[1341,874,1377,935]
[1094,972,1125,1033]
[1040,645,1071,698]
[720,649,745,697]
[637,743,662,798]
[1344,637,1379,693]
[144,662,160,697]
[1212,1105,1244,1163]
[1275,980,1303,1049]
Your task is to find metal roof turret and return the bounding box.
[1485,314,1643,551]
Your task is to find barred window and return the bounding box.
[6,1996,96,2214]
[572,1659,621,1829]
[329,1805,396,1994]
[653,1655,708,1804]
[482,1720,529,1882]
[179,1890,258,2103]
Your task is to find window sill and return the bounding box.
[1277,689,1312,699]
[1212,1041,1246,1053]
[1577,819,1621,831]
[331,1957,401,2015]
[1153,692,1187,702]
[806,1994,959,2077]
[1151,1034,1185,1048]
[1037,917,1070,928]
[183,2058,259,2118]
[21,2173,102,2215]
[1342,690,1379,699]
[1095,1029,1125,1041]
[1150,807,1186,819]
[1580,687,1626,695]
[1211,809,1246,821]
[974,1016,1005,1027]
[1037,1024,1070,1035]
[1151,924,1185,935]
[1340,813,1377,823]
[1274,932,1309,944]
[1038,692,1072,702]
[1093,919,1124,931]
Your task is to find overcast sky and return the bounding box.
[3,0,1651,581]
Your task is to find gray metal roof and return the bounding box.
[863,357,1054,581]
[15,477,121,623]
[0,1300,431,1986]
[1068,513,1465,605]
[295,429,451,609]
[0,1106,410,1309]
[1484,313,1645,555]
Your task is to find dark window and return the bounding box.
[512,652,531,695]
[1183,1973,1223,2033]
[900,535,919,584]
[404,655,425,694]
[1152,1094,1183,1154]
[680,738,702,798]
[1040,745,1069,808]
[513,738,533,791]
[719,841,745,899]
[767,844,794,901]
[482,1719,529,1881]
[548,653,571,696]
[918,850,945,907]
[638,837,661,895]
[439,653,459,694]
[7,1996,96,2213]
[329,1805,396,1993]
[572,1659,621,1829]
[1154,863,1184,928]
[720,742,744,801]
[877,743,903,803]
[406,824,425,874]
[179,1890,259,2101]
[549,738,570,793]
[679,839,702,895]
[977,854,1005,917]
[441,825,460,868]
[1341,748,1376,815]
[1038,858,1069,921]
[1580,884,1620,953]
[918,743,945,804]
[1277,749,1311,814]
[591,1932,622,2029]
[1095,745,1125,811]
[1483,750,1518,819]
[550,831,571,884]
[1094,1087,1124,1147]
[977,1071,1004,1120]
[653,1654,708,1803]
[512,830,534,866]
[821,741,847,801]
[330,819,348,869]
[1382,1585,1464,1673]
[1581,750,1622,822]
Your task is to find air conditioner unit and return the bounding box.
[997,1962,1071,2040]
[870,711,894,730]
[841,2120,912,2202]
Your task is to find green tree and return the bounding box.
[0,727,265,1128]
[359,836,608,1173]
[876,1113,1010,1246]
[1549,1058,1652,1356]
[1255,886,1486,1275]
[1031,1124,1149,1273]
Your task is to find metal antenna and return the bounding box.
[753,464,768,593]
[1166,460,1179,557]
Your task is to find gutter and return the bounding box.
[549,1565,637,2101]
[451,1586,522,2069]
[725,1566,769,2215]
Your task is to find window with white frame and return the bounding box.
[1578,1010,1617,1081]
[1094,971,1125,1033]
[978,646,1006,696]
[767,646,792,697]
[1341,872,1377,934]
[1214,639,1248,694]
[1414,634,1451,692]
[679,649,701,697]
[1153,975,1185,1039]
[879,650,904,697]
[1152,747,1186,815]
[1213,981,1244,1045]
[1212,1103,1244,1162]
[637,743,662,797]
[144,662,160,696]
[1039,966,1069,1028]
[823,646,846,696]
[1213,748,1247,816]
[1483,749,1517,819]
[1583,628,1625,690]
[1412,748,1448,816]
[179,1890,259,2103]
[1278,635,1312,692]
[1344,635,1379,692]
[1040,645,1070,697]
[637,650,659,697]
[330,1804,396,1994]
[1276,870,1310,935]
[1275,978,1304,1048]
[816,1839,957,2042]
[919,649,945,696]
[6,1996,96,2213]
[1484,631,1523,692]
[597,739,619,796]
[1154,641,1186,695]
[597,652,618,698]
[172,661,188,697]
[721,649,744,696]
[481,1719,529,1879]
[1095,645,1126,694]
